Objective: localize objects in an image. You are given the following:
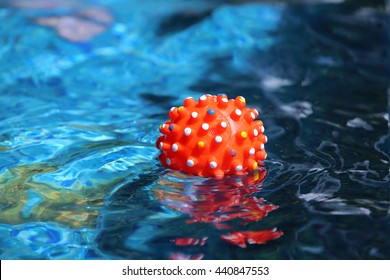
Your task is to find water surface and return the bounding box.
[0,0,389,259]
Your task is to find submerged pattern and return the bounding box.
[0,0,389,259]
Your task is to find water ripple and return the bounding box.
[0,0,388,260]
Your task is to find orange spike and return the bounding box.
[244,111,255,123]
[234,96,246,109]
[217,96,229,108]
[255,150,267,161]
[231,108,242,120]
[168,107,179,120]
[183,97,196,107]
[177,106,189,118]
[197,95,210,107]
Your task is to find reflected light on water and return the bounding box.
[154,168,283,259]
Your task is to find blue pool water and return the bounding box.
[0,0,389,259]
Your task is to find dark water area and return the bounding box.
[0,0,389,259]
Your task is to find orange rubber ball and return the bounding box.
[156,94,267,177]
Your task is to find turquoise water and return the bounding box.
[0,0,389,259]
